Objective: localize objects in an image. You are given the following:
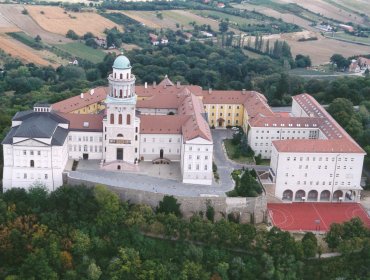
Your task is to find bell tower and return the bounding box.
[102,53,140,167]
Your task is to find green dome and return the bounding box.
[113,55,131,69]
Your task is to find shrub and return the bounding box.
[156,195,182,217]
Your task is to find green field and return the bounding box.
[53,42,106,63]
[193,10,260,26]
[331,32,370,45]
[7,32,44,50]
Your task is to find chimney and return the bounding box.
[80,93,84,99]
[90,89,94,95]
[145,82,147,89]
[208,88,212,94]
[176,81,180,88]
[153,81,156,88]
[242,89,246,95]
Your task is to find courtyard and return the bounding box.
[67,129,270,197]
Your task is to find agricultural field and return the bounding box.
[0,33,56,66]
[26,6,121,37]
[324,0,370,18]
[0,5,69,44]
[278,0,366,25]
[121,10,222,31]
[232,3,314,31]
[53,42,106,64]
[270,31,370,65]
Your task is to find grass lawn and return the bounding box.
[7,32,44,50]
[53,42,106,63]
[224,139,254,164]
[193,10,260,26]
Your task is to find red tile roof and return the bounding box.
[139,115,189,134]
[273,139,364,154]
[57,112,104,131]
[272,93,365,154]
[52,87,108,113]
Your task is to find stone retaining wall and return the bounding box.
[67,176,267,224]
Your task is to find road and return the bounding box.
[68,129,270,197]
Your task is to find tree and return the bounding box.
[301,232,318,258]
[156,195,182,217]
[108,247,142,280]
[219,21,229,33]
[66,29,79,40]
[34,35,42,43]
[330,54,350,70]
[325,223,343,249]
[205,200,215,222]
[327,98,354,128]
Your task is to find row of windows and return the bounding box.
[110,113,131,125]
[255,130,317,134]
[211,113,239,117]
[17,173,48,180]
[188,146,210,152]
[142,148,180,154]
[206,105,240,110]
[286,156,355,162]
[143,137,180,143]
[68,135,102,142]
[14,160,49,168]
[189,155,209,160]
[188,164,208,171]
[211,119,239,125]
[69,145,102,153]
[20,150,42,156]
[286,181,353,186]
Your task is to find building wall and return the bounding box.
[71,101,105,114]
[248,127,320,159]
[2,141,67,192]
[182,138,213,185]
[270,146,364,202]
[67,131,103,160]
[203,103,244,128]
[139,133,182,161]
[138,108,177,115]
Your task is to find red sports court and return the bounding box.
[268,202,370,232]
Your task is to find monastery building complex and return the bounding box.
[1,54,366,202]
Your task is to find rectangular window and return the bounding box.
[45,174,48,179]
[196,164,200,170]
[23,150,26,155]
[204,165,208,170]
[188,164,191,170]
[24,173,27,179]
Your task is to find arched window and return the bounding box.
[118,114,122,124]
[117,134,123,137]
[30,160,34,168]
[114,89,116,97]
[110,114,114,124]
[135,135,138,141]
[114,73,116,79]
[119,89,123,98]
[120,73,123,79]
[126,114,131,125]
[127,73,129,79]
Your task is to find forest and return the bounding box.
[0,184,369,279]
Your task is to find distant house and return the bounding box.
[349,60,360,73]
[316,23,333,32]
[339,24,354,33]
[217,2,225,8]
[69,59,79,66]
[149,33,159,45]
[183,32,193,42]
[94,37,107,48]
[149,33,168,45]
[358,57,370,70]
[201,31,213,37]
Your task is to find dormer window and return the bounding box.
[83,122,89,128]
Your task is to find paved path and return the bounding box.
[68,129,270,197]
